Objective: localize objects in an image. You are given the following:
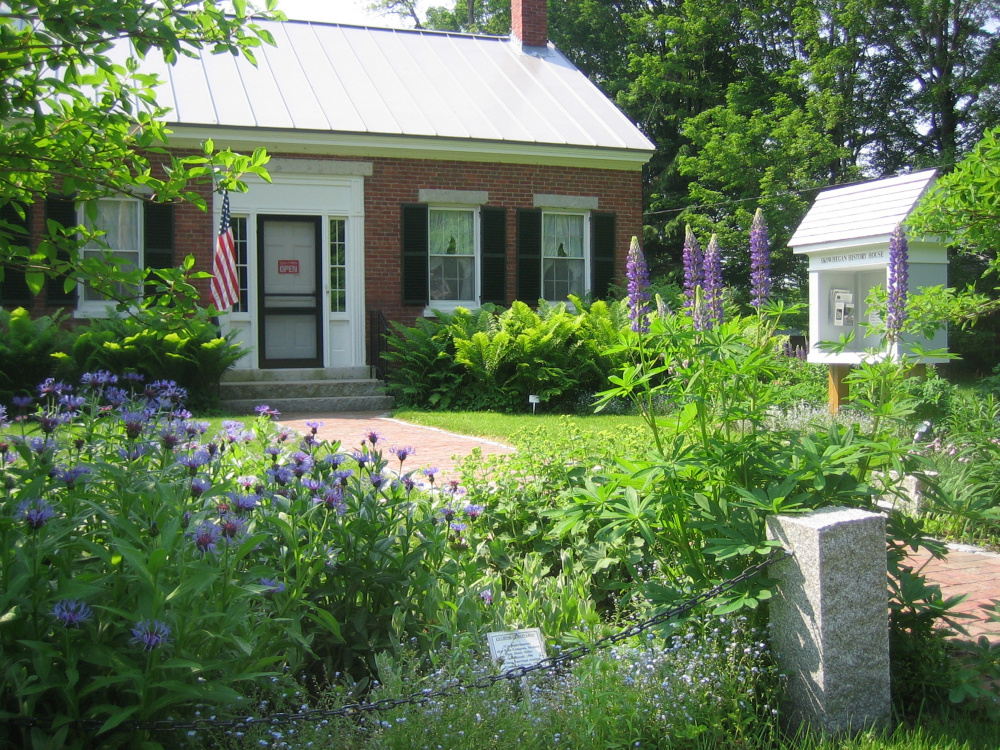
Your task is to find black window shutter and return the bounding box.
[143,202,174,270]
[480,207,506,306]
[591,212,616,300]
[44,197,78,305]
[401,204,429,306]
[1,202,32,305]
[516,209,542,303]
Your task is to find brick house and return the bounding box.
[2,0,653,383]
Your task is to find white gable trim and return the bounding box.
[164,126,651,171]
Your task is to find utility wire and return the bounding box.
[642,162,956,219]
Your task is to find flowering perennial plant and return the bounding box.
[0,375,494,745]
[626,236,651,333]
[750,208,771,309]
[682,225,704,321]
[887,222,910,342]
[703,233,724,328]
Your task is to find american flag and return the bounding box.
[211,189,240,311]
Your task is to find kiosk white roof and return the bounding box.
[789,169,937,251]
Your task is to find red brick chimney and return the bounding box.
[511,0,547,48]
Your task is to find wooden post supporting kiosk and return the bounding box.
[827,364,851,414]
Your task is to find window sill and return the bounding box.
[423,302,479,317]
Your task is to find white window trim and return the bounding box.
[423,205,481,316]
[541,209,590,303]
[74,197,143,318]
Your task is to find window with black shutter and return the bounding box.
[516,208,542,303]
[480,207,506,306]
[401,204,429,306]
[591,213,616,300]
[1,202,32,306]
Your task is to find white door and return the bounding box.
[258,217,322,367]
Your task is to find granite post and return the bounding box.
[766,507,890,734]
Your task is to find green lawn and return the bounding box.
[390,408,649,445]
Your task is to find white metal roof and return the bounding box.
[129,20,655,157]
[789,169,938,251]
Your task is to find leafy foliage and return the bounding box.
[384,299,628,412]
[0,308,74,401]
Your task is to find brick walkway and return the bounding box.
[906,545,1000,642]
[278,411,515,479]
[278,411,1000,644]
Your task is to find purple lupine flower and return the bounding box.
[53,599,93,627]
[259,578,285,595]
[254,404,281,419]
[887,223,909,342]
[191,521,221,554]
[682,225,703,318]
[131,619,171,651]
[19,498,57,530]
[749,208,771,309]
[703,234,724,328]
[626,236,651,333]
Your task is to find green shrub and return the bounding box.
[0,307,74,400]
[384,298,630,413]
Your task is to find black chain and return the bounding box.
[2,549,787,734]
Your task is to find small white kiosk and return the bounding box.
[789,169,949,412]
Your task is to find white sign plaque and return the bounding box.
[486,628,547,671]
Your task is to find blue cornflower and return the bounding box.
[103,387,129,408]
[53,599,93,627]
[184,420,210,437]
[35,410,70,434]
[230,492,260,513]
[450,522,468,533]
[290,451,315,477]
[264,444,282,460]
[301,478,322,492]
[464,503,485,520]
[19,498,57,530]
[389,445,415,464]
[118,443,150,461]
[369,473,388,491]
[422,467,439,482]
[37,378,70,398]
[259,578,285,595]
[80,371,117,390]
[131,619,171,651]
[315,485,346,513]
[352,450,374,469]
[333,468,354,486]
[267,466,294,486]
[12,395,32,411]
[363,430,383,446]
[120,411,148,440]
[191,477,211,497]
[304,420,325,435]
[218,515,247,544]
[56,465,91,489]
[58,395,86,413]
[254,404,281,419]
[191,521,221,554]
[177,448,211,475]
[400,472,417,495]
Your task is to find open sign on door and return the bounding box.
[277,260,300,274]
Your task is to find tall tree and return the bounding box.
[0,0,278,298]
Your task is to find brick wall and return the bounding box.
[3,151,644,337]
[512,0,548,47]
